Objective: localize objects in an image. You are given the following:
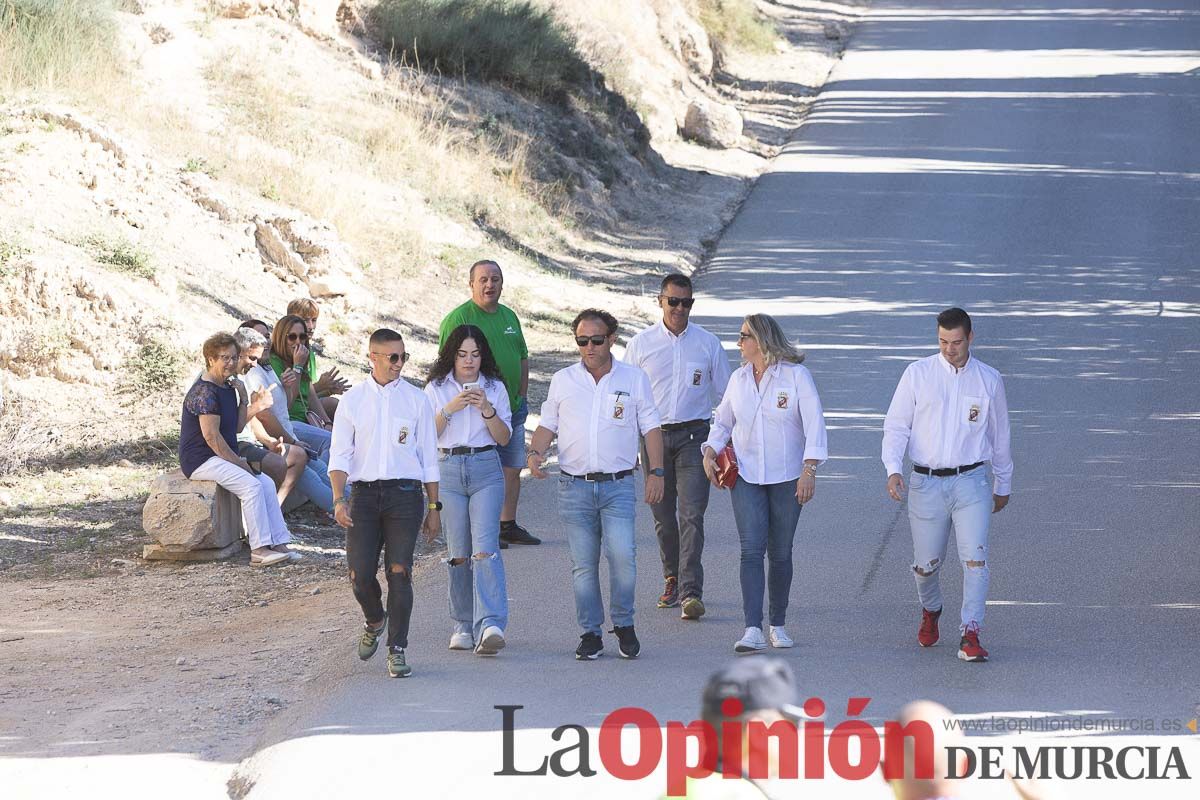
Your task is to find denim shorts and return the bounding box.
[496,397,527,469]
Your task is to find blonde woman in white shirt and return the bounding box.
[702,314,828,654]
[424,325,513,656]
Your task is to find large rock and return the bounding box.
[682,98,743,149]
[142,470,244,555]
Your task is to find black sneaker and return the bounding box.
[575,632,603,660]
[611,625,641,659]
[500,521,541,545]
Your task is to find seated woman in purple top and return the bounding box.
[179,332,294,567]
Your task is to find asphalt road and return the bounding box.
[239,2,1200,797]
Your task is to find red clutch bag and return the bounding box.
[715,445,738,489]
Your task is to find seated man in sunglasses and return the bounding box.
[527,309,665,661]
[623,273,731,621]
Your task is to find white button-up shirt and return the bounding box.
[423,374,513,449]
[882,353,1013,495]
[622,321,732,424]
[328,376,439,485]
[539,359,661,475]
[704,361,828,485]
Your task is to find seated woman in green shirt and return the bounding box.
[268,315,333,430]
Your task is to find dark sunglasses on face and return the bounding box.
[287,333,309,343]
[738,332,754,341]
[575,335,608,347]
[373,351,409,364]
[662,296,695,308]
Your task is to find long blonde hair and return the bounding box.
[744,314,804,366]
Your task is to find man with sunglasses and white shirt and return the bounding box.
[528,309,666,661]
[882,308,1013,663]
[623,273,731,620]
[329,329,441,679]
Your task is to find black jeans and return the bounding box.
[347,480,423,649]
[642,422,711,599]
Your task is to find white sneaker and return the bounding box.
[734,626,768,653]
[448,631,474,651]
[769,626,794,648]
[475,625,506,656]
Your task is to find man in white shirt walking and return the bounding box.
[528,309,666,660]
[329,329,442,678]
[624,274,731,620]
[882,308,1013,663]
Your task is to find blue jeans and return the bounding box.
[558,475,637,634]
[440,450,508,640]
[907,467,992,632]
[730,477,803,629]
[294,421,332,463]
[497,397,527,469]
[295,455,334,512]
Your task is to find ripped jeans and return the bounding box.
[346,480,423,649]
[440,450,508,642]
[907,467,992,633]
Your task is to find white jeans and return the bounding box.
[907,467,992,632]
[190,456,291,549]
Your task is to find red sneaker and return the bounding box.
[958,625,989,662]
[918,607,941,647]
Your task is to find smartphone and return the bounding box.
[463,381,480,392]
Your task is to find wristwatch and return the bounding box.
[649,467,665,477]
[803,463,819,476]
[427,500,443,511]
[441,408,453,423]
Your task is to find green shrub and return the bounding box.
[83,233,156,279]
[0,0,123,94]
[370,0,591,99]
[694,0,777,56]
[0,237,29,276]
[127,338,186,396]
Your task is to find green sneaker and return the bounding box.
[387,648,412,678]
[358,616,386,661]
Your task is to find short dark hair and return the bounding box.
[469,259,502,282]
[239,318,268,331]
[202,332,238,365]
[571,308,618,336]
[660,273,693,294]
[936,307,972,335]
[369,328,404,347]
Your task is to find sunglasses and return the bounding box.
[662,296,695,308]
[737,332,754,341]
[287,333,309,343]
[575,335,609,347]
[372,351,410,364]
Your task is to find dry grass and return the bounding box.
[186,43,567,277]
[0,0,125,96]
[0,389,61,476]
[691,0,778,56]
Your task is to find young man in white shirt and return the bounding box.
[329,329,442,678]
[623,273,731,620]
[882,308,1013,663]
[528,309,666,660]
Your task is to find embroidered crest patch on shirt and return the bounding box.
[968,404,981,423]
[398,426,410,444]
[692,369,703,386]
[776,391,789,410]
[613,398,625,420]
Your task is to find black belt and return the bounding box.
[561,469,635,482]
[661,419,710,432]
[354,478,422,489]
[913,462,983,477]
[440,445,497,456]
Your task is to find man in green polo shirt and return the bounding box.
[439,260,540,546]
